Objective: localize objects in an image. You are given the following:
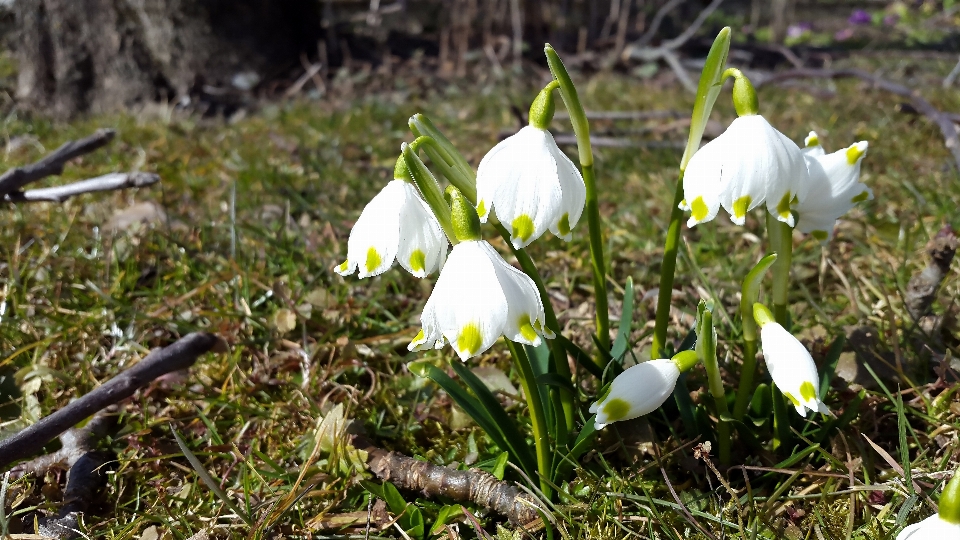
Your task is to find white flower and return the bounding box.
[795,131,872,242]
[408,240,552,361]
[335,180,447,279]
[757,315,829,417]
[896,514,960,539]
[475,126,586,249]
[589,359,680,429]
[681,115,809,227]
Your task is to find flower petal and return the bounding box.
[681,137,725,227]
[760,322,828,417]
[341,180,405,278]
[481,242,547,346]
[591,359,680,429]
[396,183,448,277]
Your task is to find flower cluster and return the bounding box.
[336,84,585,362]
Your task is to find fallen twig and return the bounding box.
[5,172,160,203]
[0,129,116,198]
[755,68,960,172]
[0,332,224,469]
[905,225,957,321]
[354,435,542,526]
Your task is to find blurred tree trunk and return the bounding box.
[15,0,321,119]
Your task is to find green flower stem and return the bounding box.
[506,340,553,499]
[652,28,731,359]
[767,213,794,325]
[733,253,778,420]
[652,172,685,359]
[496,222,576,437]
[408,115,477,202]
[698,308,730,465]
[544,44,610,356]
[402,142,456,243]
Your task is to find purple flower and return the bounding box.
[787,22,813,39]
[834,28,855,41]
[883,13,900,26]
[848,9,871,25]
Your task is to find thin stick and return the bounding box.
[0,332,223,469]
[355,435,542,525]
[0,129,116,197]
[5,172,159,203]
[756,68,960,172]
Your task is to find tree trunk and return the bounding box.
[14,0,322,118]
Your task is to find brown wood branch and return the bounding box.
[354,435,543,526]
[905,225,957,320]
[755,68,960,172]
[0,332,224,469]
[5,172,160,203]
[0,129,116,197]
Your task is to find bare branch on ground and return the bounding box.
[5,172,160,203]
[755,68,960,172]
[354,435,543,526]
[0,130,116,198]
[0,332,224,469]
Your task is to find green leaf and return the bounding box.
[611,277,635,360]
[430,505,464,536]
[474,451,510,481]
[750,382,772,418]
[535,372,575,392]
[672,372,700,440]
[171,429,252,525]
[818,335,846,399]
[896,389,914,496]
[555,333,604,379]
[448,361,539,478]
[381,481,409,515]
[680,27,731,171]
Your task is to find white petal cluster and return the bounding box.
[589,359,680,429]
[681,115,809,227]
[795,131,872,242]
[759,321,829,417]
[896,514,960,539]
[335,180,447,279]
[476,126,586,249]
[408,240,552,361]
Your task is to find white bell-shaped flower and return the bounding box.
[335,176,447,279]
[408,240,551,361]
[475,85,586,249]
[897,514,960,539]
[794,131,872,242]
[682,115,809,227]
[589,358,680,429]
[755,304,829,417]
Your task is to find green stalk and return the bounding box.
[544,44,610,355]
[769,214,794,325]
[506,340,553,499]
[495,222,576,438]
[402,142,456,243]
[408,115,477,202]
[651,28,731,359]
[698,306,730,465]
[733,253,778,420]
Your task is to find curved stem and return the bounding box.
[733,339,758,420]
[506,341,553,499]
[733,253,778,420]
[698,308,730,465]
[652,171,685,359]
[768,213,794,326]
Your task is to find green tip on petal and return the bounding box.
[337,260,349,273]
[805,132,819,147]
[476,199,487,218]
[365,247,382,274]
[799,381,817,401]
[733,195,752,220]
[457,323,483,357]
[940,469,960,524]
[691,196,709,222]
[511,214,535,243]
[776,193,793,220]
[601,398,631,423]
[753,303,775,328]
[528,81,559,130]
[557,213,571,236]
[412,329,425,344]
[409,249,426,273]
[784,391,801,407]
[851,190,870,204]
[518,314,539,341]
[845,142,867,165]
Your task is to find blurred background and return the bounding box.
[1,0,958,119]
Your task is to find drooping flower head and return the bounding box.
[408,188,552,361]
[336,156,447,279]
[897,467,960,539]
[795,131,872,242]
[754,303,829,417]
[681,70,809,227]
[475,82,586,248]
[589,351,699,429]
